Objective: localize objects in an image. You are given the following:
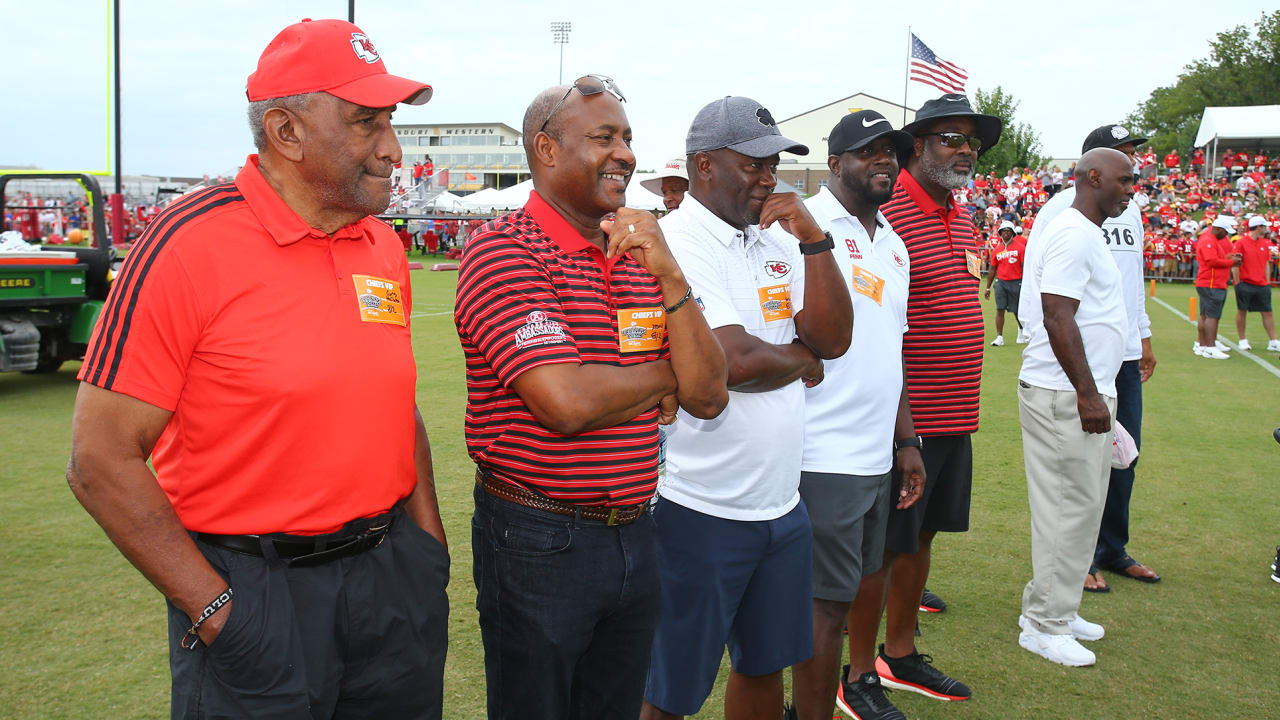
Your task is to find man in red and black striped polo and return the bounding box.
[851,94,1001,705]
[453,76,727,720]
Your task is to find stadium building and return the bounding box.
[394,122,529,194]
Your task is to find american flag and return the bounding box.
[909,34,967,94]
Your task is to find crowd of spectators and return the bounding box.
[969,149,1280,284]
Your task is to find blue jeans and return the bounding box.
[1095,359,1142,565]
[471,483,660,720]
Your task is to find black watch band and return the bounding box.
[894,436,923,452]
[798,231,835,256]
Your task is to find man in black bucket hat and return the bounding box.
[849,94,1000,708]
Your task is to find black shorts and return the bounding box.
[1197,286,1228,319]
[1235,282,1272,313]
[884,433,973,554]
[994,279,1021,313]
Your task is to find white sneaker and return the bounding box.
[1016,331,1030,344]
[1193,343,1204,356]
[1238,338,1252,350]
[1019,614,1105,641]
[1018,628,1096,667]
[1267,340,1280,352]
[1201,347,1230,359]
[1215,340,1231,352]
[991,336,1005,346]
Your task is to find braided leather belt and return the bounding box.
[475,469,645,526]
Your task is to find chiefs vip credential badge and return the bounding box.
[964,249,982,279]
[352,274,406,326]
[850,265,885,305]
[757,284,793,322]
[617,307,665,352]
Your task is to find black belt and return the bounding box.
[476,469,646,526]
[197,514,396,568]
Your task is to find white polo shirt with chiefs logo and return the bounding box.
[802,186,910,476]
[659,192,806,521]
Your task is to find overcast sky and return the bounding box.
[4,1,1273,178]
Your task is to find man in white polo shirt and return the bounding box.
[790,110,925,720]
[1016,148,1132,667]
[642,96,852,720]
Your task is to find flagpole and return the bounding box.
[902,27,910,125]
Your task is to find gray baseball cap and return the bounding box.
[685,96,809,158]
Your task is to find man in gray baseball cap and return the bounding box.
[641,96,852,720]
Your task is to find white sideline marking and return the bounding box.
[411,310,454,318]
[1149,295,1280,380]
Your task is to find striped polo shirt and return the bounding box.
[881,170,984,437]
[454,190,668,506]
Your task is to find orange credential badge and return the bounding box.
[850,265,885,305]
[964,249,982,279]
[352,274,406,326]
[618,307,665,352]
[757,284,793,322]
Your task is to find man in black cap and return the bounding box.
[642,96,851,720]
[863,93,1001,705]
[1027,124,1159,594]
[791,110,924,720]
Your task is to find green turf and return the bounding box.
[1,268,1277,719]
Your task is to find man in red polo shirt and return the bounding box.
[454,77,727,719]
[1163,149,1180,173]
[984,221,1028,345]
[67,20,449,718]
[846,94,1001,706]
[1234,216,1280,351]
[1195,216,1242,359]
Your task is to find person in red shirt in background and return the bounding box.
[1237,151,1253,173]
[1190,148,1205,176]
[1253,152,1268,172]
[1163,149,1180,173]
[1148,230,1170,282]
[983,221,1028,345]
[1222,148,1236,174]
[1194,216,1242,358]
[1233,216,1280,351]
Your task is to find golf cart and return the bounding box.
[0,173,113,373]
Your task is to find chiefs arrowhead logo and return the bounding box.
[350,33,381,64]
[763,260,791,278]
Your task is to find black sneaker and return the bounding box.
[918,587,946,613]
[875,644,971,701]
[836,666,906,720]
[783,702,798,720]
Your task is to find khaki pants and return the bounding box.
[1017,382,1116,635]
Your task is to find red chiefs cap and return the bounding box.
[247,19,431,106]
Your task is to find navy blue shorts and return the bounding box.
[644,497,813,716]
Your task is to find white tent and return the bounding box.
[488,179,534,210]
[625,177,664,211]
[1193,105,1280,174]
[458,187,502,210]
[425,191,466,212]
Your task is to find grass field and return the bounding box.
[1,270,1277,719]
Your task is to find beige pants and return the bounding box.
[1017,382,1117,635]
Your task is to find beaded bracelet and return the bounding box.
[180,587,234,650]
[664,286,694,314]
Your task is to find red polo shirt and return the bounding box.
[882,170,984,437]
[1235,234,1274,286]
[454,190,669,505]
[78,155,417,535]
[1195,230,1235,289]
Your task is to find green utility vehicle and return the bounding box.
[1,173,113,373]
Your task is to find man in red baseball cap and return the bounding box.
[68,18,449,718]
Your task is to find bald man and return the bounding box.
[1014,148,1133,667]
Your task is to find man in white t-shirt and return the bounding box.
[1027,124,1160,594]
[789,110,924,720]
[1015,148,1132,667]
[642,96,852,720]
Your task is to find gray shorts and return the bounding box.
[994,278,1021,313]
[799,470,892,602]
[1197,286,1228,319]
[1235,282,1272,313]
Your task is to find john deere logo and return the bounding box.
[0,277,34,288]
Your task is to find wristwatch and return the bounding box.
[798,231,835,256]
[894,436,923,452]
